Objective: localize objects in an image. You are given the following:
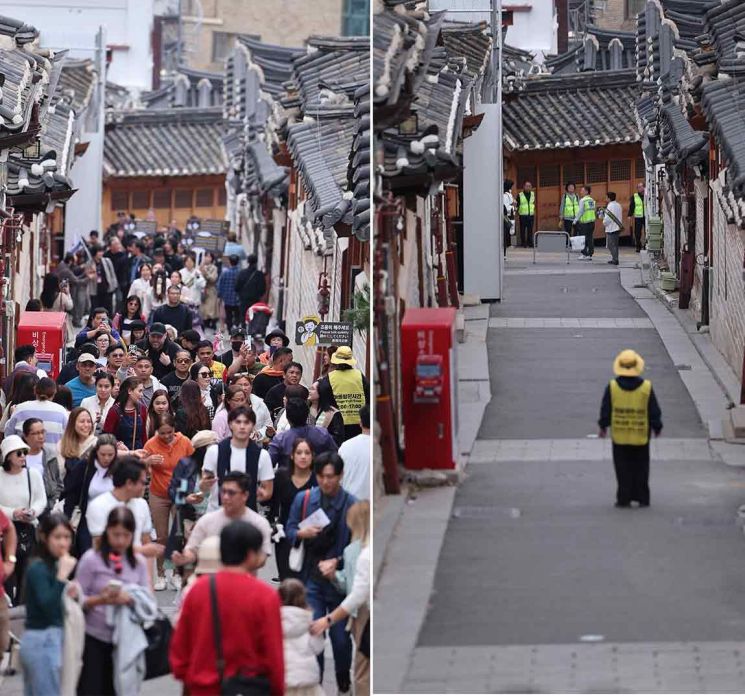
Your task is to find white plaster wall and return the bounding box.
[1,0,154,91]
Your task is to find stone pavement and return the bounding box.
[375,248,745,693]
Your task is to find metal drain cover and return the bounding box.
[453,506,522,520]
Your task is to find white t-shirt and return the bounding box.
[86,491,153,543]
[25,451,44,478]
[202,441,274,512]
[185,507,272,558]
[87,461,114,502]
[339,433,371,500]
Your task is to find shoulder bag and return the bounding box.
[14,469,36,555]
[209,575,270,695]
[288,489,312,573]
[144,611,173,680]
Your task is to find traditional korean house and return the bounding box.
[102,106,227,229]
[633,0,745,394]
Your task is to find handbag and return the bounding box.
[288,489,311,573]
[14,469,36,555]
[144,611,173,680]
[70,461,92,532]
[209,575,270,695]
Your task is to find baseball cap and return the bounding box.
[150,323,167,336]
[77,353,98,364]
[230,327,246,339]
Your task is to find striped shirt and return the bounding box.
[4,399,70,445]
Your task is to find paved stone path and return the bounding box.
[393,252,745,693]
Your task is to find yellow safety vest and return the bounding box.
[610,379,651,446]
[329,368,365,426]
[579,195,596,223]
[517,192,535,216]
[562,194,579,219]
[633,192,644,218]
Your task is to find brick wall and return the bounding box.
[593,0,636,31]
[709,185,745,379]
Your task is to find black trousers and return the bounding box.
[612,442,650,506]
[77,634,115,695]
[633,217,645,251]
[224,304,241,329]
[503,218,512,255]
[577,222,594,256]
[563,219,574,247]
[519,215,534,248]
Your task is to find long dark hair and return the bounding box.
[116,376,142,411]
[36,512,74,568]
[87,434,118,469]
[178,380,211,432]
[290,438,314,477]
[40,274,60,309]
[147,388,173,437]
[100,506,137,569]
[124,295,143,319]
[8,372,39,408]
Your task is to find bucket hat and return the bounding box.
[330,346,356,366]
[1,435,29,461]
[613,349,645,377]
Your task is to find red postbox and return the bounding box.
[16,312,68,380]
[401,307,458,469]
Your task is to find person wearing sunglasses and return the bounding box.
[188,362,222,420]
[160,349,193,402]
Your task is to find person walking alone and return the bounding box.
[517,181,536,248]
[598,350,663,508]
[574,185,597,260]
[502,179,514,259]
[601,191,623,266]
[559,182,579,240]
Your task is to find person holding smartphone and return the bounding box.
[75,506,153,695]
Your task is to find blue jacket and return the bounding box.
[268,425,338,468]
[286,486,356,579]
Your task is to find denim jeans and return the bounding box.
[305,578,352,691]
[20,625,63,696]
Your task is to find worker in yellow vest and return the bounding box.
[628,182,646,252]
[558,182,579,239]
[316,345,369,441]
[573,185,597,260]
[517,181,535,248]
[598,349,662,507]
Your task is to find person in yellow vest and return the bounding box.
[573,185,597,260]
[517,181,535,248]
[558,182,579,238]
[628,182,646,253]
[316,346,369,442]
[598,349,662,508]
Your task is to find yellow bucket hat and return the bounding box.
[613,349,645,377]
[330,346,357,366]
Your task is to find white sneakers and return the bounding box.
[154,569,182,591]
[153,576,167,591]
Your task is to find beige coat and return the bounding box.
[200,262,220,319]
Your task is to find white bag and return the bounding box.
[570,235,585,251]
[288,542,304,572]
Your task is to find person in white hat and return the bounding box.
[0,435,47,602]
[315,346,369,442]
[64,353,99,408]
[598,349,663,508]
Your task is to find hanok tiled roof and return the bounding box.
[142,67,223,109]
[104,107,227,178]
[57,59,97,115]
[236,35,303,97]
[545,26,636,74]
[699,0,745,76]
[503,70,640,151]
[348,83,370,241]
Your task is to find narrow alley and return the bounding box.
[375,249,745,693]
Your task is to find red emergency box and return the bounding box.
[401,307,458,469]
[16,312,68,380]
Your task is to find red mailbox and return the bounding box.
[401,307,458,469]
[16,311,68,380]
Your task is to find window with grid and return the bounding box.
[175,189,193,208]
[587,161,607,184]
[153,190,171,209]
[540,164,560,187]
[609,160,631,181]
[342,0,370,36]
[516,166,537,187]
[111,190,128,211]
[131,190,150,209]
[212,32,235,63]
[635,157,646,179]
[195,189,214,207]
[563,162,584,187]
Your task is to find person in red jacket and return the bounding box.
[169,520,285,696]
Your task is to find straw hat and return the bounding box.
[194,536,222,575]
[330,346,356,366]
[613,349,645,377]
